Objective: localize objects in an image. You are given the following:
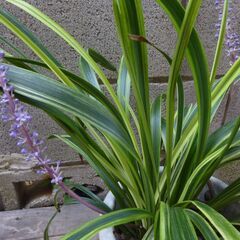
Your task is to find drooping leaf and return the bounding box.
[4,56,122,120]
[0,35,27,58]
[185,209,219,240]
[151,95,162,170]
[25,100,130,209]
[117,56,131,114]
[62,209,151,240]
[0,8,76,89]
[88,48,116,71]
[192,201,240,239]
[5,64,134,155]
[5,0,128,120]
[0,8,62,67]
[79,52,101,91]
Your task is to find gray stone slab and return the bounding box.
[0,204,98,240]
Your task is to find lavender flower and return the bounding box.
[0,52,63,184]
[215,0,240,65]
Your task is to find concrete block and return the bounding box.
[0,154,103,211]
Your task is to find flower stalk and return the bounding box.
[0,54,105,214]
[216,0,240,65]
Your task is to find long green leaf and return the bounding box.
[155,0,211,176]
[210,0,229,84]
[4,55,36,72]
[192,201,240,239]
[180,116,240,201]
[0,35,27,58]
[170,207,197,240]
[131,36,184,146]
[51,134,134,198]
[88,48,116,72]
[113,0,153,166]
[117,56,131,114]
[0,8,75,89]
[25,100,130,208]
[5,0,140,154]
[4,56,126,123]
[4,0,124,116]
[205,119,237,156]
[157,92,225,203]
[186,209,219,240]
[220,146,240,166]
[5,64,134,155]
[4,60,142,210]
[172,82,226,169]
[154,203,170,239]
[113,0,150,120]
[155,202,198,240]
[41,102,144,212]
[0,8,61,66]
[62,209,151,240]
[113,0,155,216]
[79,52,101,91]
[164,0,205,199]
[142,226,154,240]
[151,95,162,173]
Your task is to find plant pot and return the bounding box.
[99,191,116,240]
[99,176,239,240]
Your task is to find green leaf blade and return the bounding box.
[192,201,240,240]
[62,209,151,240]
[88,48,116,71]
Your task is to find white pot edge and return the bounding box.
[99,191,116,240]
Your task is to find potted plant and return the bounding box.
[1,0,240,239]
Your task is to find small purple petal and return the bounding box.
[21,148,28,154]
[0,52,5,59]
[215,0,240,65]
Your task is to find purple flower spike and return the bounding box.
[0,50,108,214]
[0,55,63,185]
[215,0,240,65]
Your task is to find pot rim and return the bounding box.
[99,191,116,240]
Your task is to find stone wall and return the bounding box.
[1,0,240,77]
